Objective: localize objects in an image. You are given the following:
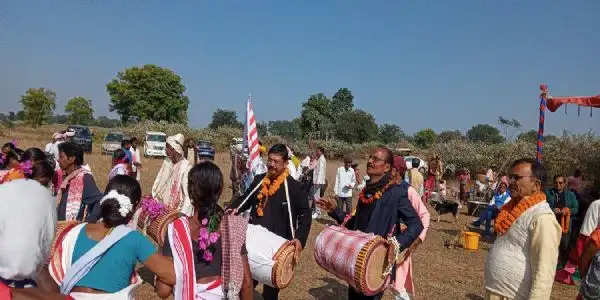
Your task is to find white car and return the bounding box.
[404,155,428,174]
[101,132,124,155]
[144,131,167,157]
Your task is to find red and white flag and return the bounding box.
[244,95,260,171]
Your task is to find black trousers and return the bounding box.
[348,288,383,300]
[263,285,280,300]
[254,281,280,300]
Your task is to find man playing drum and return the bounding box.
[317,147,424,300]
[231,144,312,300]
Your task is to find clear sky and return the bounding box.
[1,1,599,135]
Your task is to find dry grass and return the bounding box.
[4,126,579,299]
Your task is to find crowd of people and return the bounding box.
[0,131,599,300]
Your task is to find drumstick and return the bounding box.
[284,179,295,240]
[235,183,263,211]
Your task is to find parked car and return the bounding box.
[66,125,93,153]
[144,131,167,157]
[404,155,428,174]
[101,132,124,155]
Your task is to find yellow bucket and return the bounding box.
[463,231,480,250]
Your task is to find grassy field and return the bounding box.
[3,126,579,299]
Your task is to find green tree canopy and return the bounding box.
[335,110,378,144]
[437,130,465,143]
[106,64,189,124]
[517,129,558,144]
[467,124,505,144]
[300,93,334,139]
[20,88,56,128]
[65,96,94,125]
[414,128,437,148]
[209,109,243,129]
[268,119,302,140]
[331,88,354,117]
[378,123,405,144]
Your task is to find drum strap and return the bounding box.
[235,183,263,211]
[284,179,295,239]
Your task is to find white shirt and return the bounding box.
[334,166,356,198]
[287,160,300,180]
[313,154,327,185]
[581,199,600,236]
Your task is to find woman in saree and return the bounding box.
[49,175,175,299]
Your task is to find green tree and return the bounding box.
[106,64,189,124]
[268,119,302,140]
[517,130,558,144]
[498,116,522,140]
[93,116,121,128]
[65,97,94,125]
[467,124,505,144]
[331,88,354,117]
[335,110,378,144]
[209,109,243,129]
[413,128,437,148]
[378,123,405,144]
[437,130,465,143]
[256,121,269,137]
[16,111,25,121]
[300,93,334,139]
[20,88,56,128]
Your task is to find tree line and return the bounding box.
[9,64,554,147]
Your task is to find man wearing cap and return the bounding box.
[152,133,193,216]
[196,140,216,162]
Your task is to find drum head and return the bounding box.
[364,245,389,292]
[355,238,390,296]
[271,243,296,289]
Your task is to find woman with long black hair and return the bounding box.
[157,161,253,300]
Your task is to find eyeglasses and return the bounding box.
[555,181,565,185]
[508,174,535,181]
[368,155,386,163]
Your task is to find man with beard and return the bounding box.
[484,158,560,299]
[317,147,424,300]
[231,144,312,300]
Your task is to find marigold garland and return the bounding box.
[494,192,547,235]
[359,181,393,205]
[561,208,571,234]
[256,169,289,216]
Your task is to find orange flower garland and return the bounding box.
[359,181,393,205]
[494,192,547,235]
[256,169,289,216]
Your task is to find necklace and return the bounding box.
[256,169,289,216]
[359,181,393,205]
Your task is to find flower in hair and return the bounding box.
[101,190,133,217]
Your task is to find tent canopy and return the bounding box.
[541,84,600,112]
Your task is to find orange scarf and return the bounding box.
[494,192,547,235]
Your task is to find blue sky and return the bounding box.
[1,1,599,135]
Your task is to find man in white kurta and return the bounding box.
[151,133,193,216]
[484,159,561,300]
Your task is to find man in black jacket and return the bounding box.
[318,147,423,300]
[231,144,312,300]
